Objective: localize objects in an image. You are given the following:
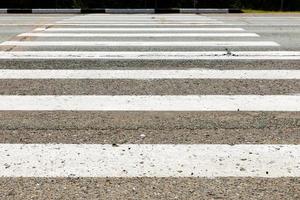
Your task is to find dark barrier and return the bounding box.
[1,0,300,11]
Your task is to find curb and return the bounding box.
[0,8,242,14]
[106,9,155,14]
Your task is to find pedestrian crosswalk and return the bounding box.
[0,14,299,182]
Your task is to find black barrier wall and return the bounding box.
[1,0,300,11]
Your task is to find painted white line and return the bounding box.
[56,23,242,26]
[34,27,245,32]
[0,51,299,60]
[56,21,224,26]
[59,19,217,21]
[6,24,300,27]
[57,19,223,22]
[219,17,300,19]
[245,18,300,21]
[0,16,67,18]
[0,95,299,111]
[0,24,248,26]
[0,69,300,80]
[0,144,299,177]
[59,19,220,21]
[0,41,279,47]
[18,32,260,38]
[55,23,243,26]
[38,23,300,27]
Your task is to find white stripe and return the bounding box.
[0,16,65,18]
[58,21,220,23]
[18,33,259,38]
[56,22,225,25]
[60,20,220,22]
[0,69,299,80]
[34,27,245,32]
[216,17,300,19]
[56,23,227,26]
[0,95,299,111]
[6,24,300,27]
[45,23,300,27]
[59,19,219,21]
[0,51,299,60]
[246,18,300,20]
[0,144,299,177]
[0,41,279,47]
[0,23,247,26]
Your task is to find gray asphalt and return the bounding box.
[0,111,299,144]
[0,13,300,199]
[0,178,299,200]
[0,79,300,95]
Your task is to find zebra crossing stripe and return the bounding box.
[56,21,224,26]
[0,41,279,47]
[0,69,299,79]
[34,27,245,32]
[0,95,299,111]
[57,19,222,23]
[18,33,260,37]
[0,23,246,26]
[0,144,299,177]
[0,51,298,60]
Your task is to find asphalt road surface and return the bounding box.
[0,13,299,199]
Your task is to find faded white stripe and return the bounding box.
[0,69,299,80]
[55,22,224,25]
[1,51,297,60]
[57,20,222,23]
[0,41,279,47]
[0,144,299,177]
[34,27,245,32]
[0,95,299,111]
[18,33,259,38]
[0,23,247,26]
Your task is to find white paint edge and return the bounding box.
[0,41,279,47]
[1,51,298,60]
[0,144,299,177]
[34,27,245,32]
[18,33,260,38]
[0,69,299,80]
[0,95,299,111]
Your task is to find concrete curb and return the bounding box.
[181,8,229,14]
[0,9,7,14]
[32,9,81,14]
[106,9,155,14]
[0,8,242,14]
